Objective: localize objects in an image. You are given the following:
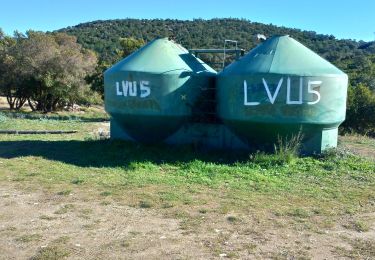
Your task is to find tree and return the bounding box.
[0,31,28,110]
[117,37,145,58]
[344,84,375,134]
[1,30,98,112]
[86,58,110,98]
[18,31,97,112]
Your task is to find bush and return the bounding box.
[344,84,375,136]
[274,131,303,158]
[0,31,98,112]
[0,112,7,122]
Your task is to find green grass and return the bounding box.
[0,111,375,218]
[15,233,42,243]
[100,191,112,196]
[30,236,71,260]
[343,220,371,232]
[56,189,72,196]
[0,105,108,123]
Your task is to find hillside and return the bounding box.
[58,18,375,66]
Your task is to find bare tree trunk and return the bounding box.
[27,98,36,111]
[52,98,60,111]
[6,91,15,110]
[15,97,27,110]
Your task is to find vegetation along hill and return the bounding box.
[58,18,374,65]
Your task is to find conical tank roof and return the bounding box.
[221,35,345,77]
[105,37,216,75]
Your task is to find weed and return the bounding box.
[129,231,141,236]
[39,215,56,221]
[180,216,203,231]
[54,204,74,214]
[274,131,303,159]
[71,178,84,185]
[84,129,109,141]
[334,239,375,258]
[199,209,208,214]
[56,190,71,196]
[353,221,370,232]
[100,191,112,196]
[0,112,7,122]
[139,200,152,208]
[288,208,311,218]
[30,236,70,260]
[317,219,335,230]
[80,208,93,215]
[319,146,354,160]
[4,226,17,232]
[252,152,292,167]
[11,177,26,182]
[244,243,257,252]
[273,209,284,217]
[250,132,303,167]
[120,240,130,248]
[227,216,238,223]
[226,252,238,258]
[161,202,174,208]
[16,234,42,243]
[343,220,370,232]
[183,197,193,205]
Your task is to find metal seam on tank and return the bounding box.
[176,42,189,53]
[220,116,345,125]
[267,36,280,73]
[219,68,346,78]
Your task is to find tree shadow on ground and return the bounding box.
[0,139,250,168]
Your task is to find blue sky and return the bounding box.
[1,0,375,41]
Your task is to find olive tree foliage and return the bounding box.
[23,31,98,111]
[0,31,29,109]
[0,30,97,111]
[86,59,110,98]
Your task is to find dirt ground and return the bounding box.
[0,183,374,259]
[339,135,375,161]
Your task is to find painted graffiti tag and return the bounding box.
[244,77,321,106]
[115,80,151,98]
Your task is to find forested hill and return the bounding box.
[58,18,375,64]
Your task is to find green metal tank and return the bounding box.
[217,35,348,153]
[105,38,216,143]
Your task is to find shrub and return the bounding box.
[273,131,303,160]
[0,31,98,112]
[251,131,303,167]
[344,84,375,136]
